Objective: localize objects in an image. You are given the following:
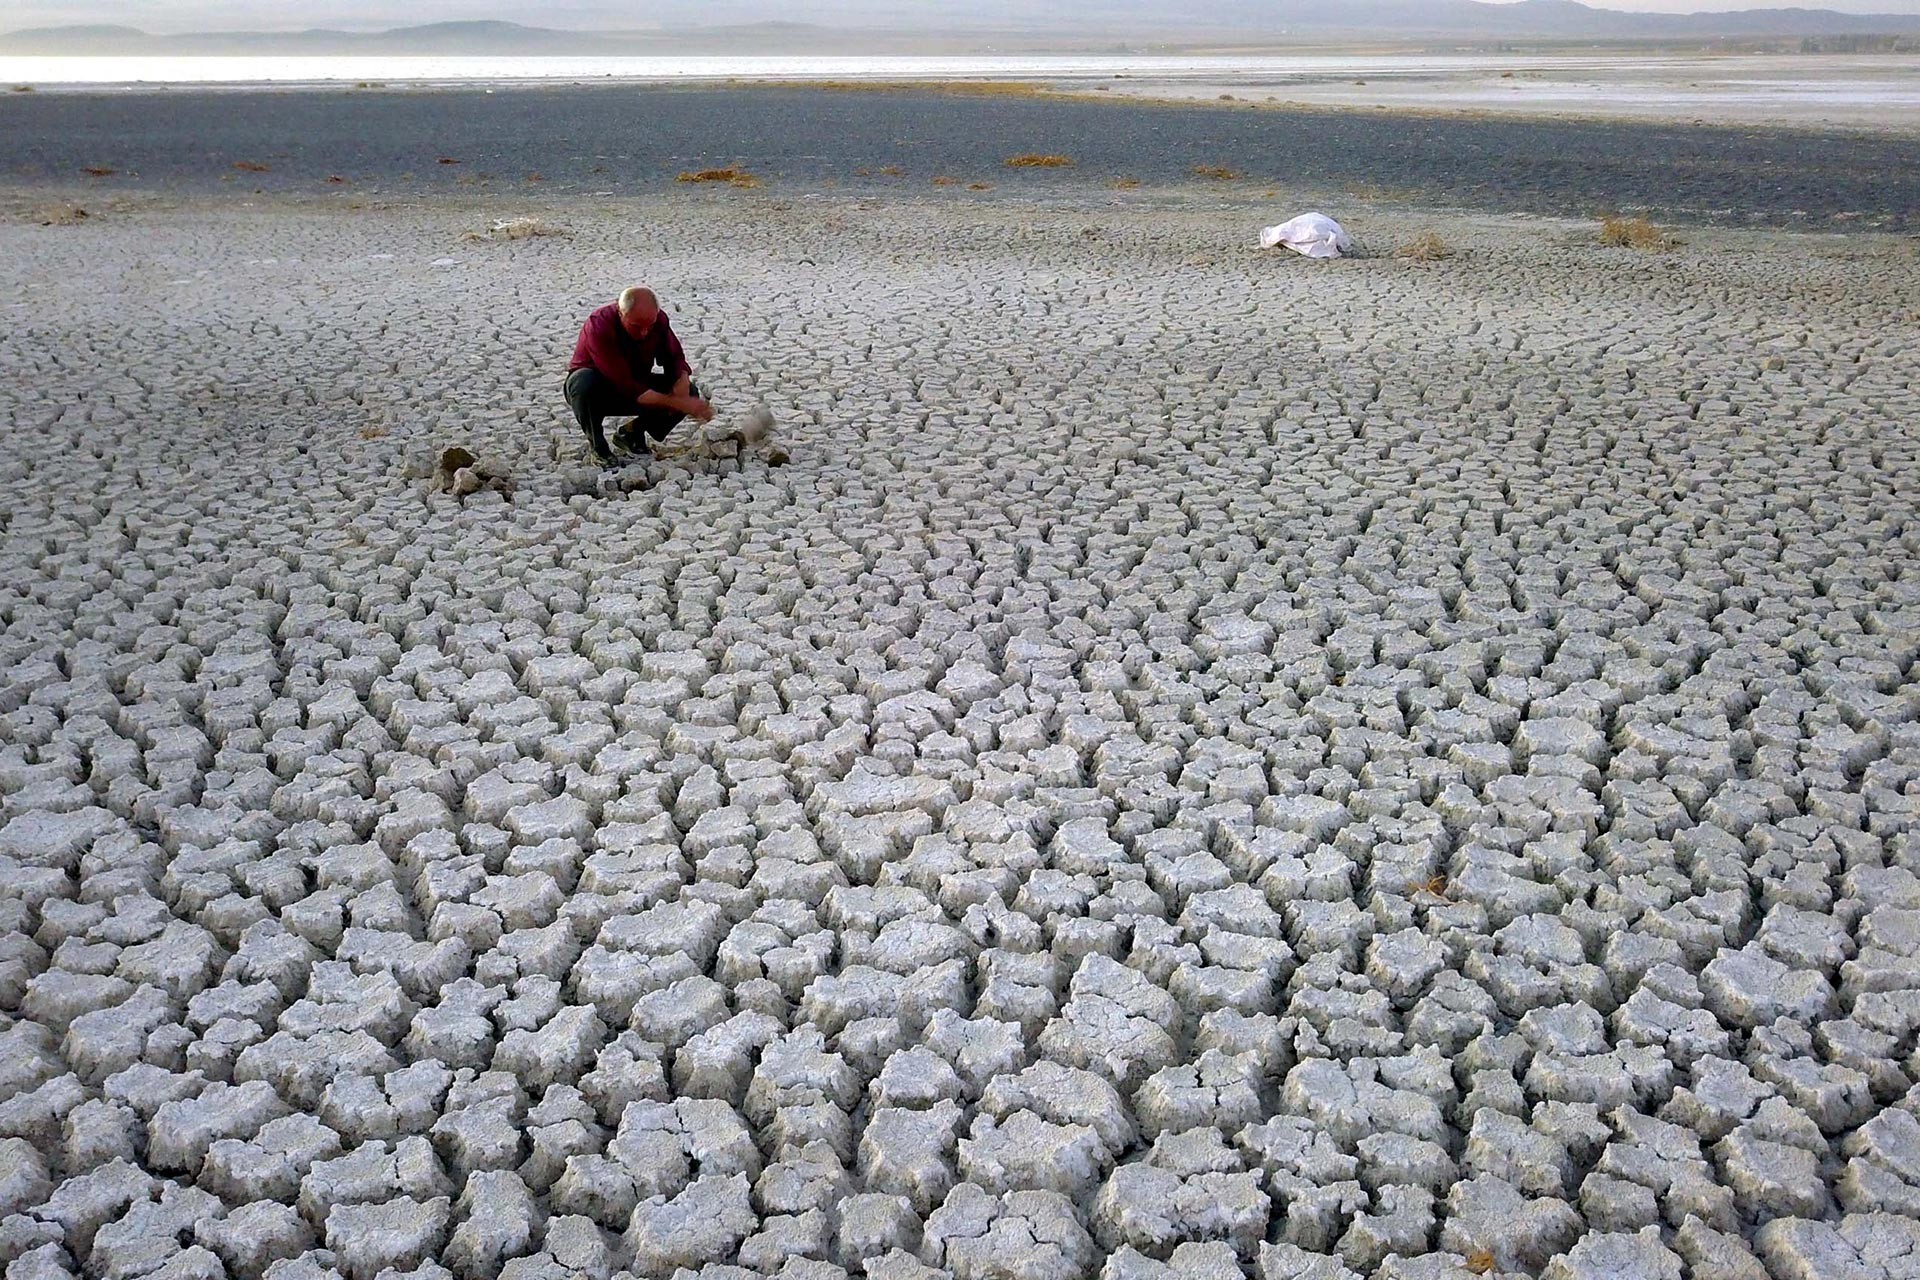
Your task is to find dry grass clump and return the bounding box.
[11,84,33,93]
[1108,176,1142,190]
[930,175,958,186]
[1192,165,1239,181]
[232,160,270,173]
[967,182,994,191]
[677,167,762,188]
[922,80,1047,98]
[1005,154,1074,169]
[82,166,115,177]
[37,204,88,226]
[780,79,1048,100]
[1397,231,1455,261]
[1599,215,1678,250]
[463,216,570,242]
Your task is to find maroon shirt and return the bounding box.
[569,303,692,402]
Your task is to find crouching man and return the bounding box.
[565,286,714,464]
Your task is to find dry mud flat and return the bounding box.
[1,195,1918,1280]
[1065,54,1920,135]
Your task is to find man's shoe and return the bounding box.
[613,421,651,456]
[584,423,616,465]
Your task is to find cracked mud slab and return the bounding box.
[1,194,1918,1280]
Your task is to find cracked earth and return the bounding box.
[1,195,1918,1280]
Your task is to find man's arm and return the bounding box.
[644,385,714,422]
[649,316,712,421]
[659,317,692,381]
[632,382,712,422]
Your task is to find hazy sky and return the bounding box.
[12,0,1920,30]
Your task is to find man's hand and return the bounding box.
[672,373,713,423]
[636,385,715,423]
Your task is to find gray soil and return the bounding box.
[2,84,1919,230]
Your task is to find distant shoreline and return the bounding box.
[5,14,1920,55]
[5,52,1920,137]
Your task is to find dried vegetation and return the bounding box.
[462,216,570,242]
[1599,214,1679,250]
[1397,231,1455,261]
[677,168,763,189]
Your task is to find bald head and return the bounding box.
[618,287,660,339]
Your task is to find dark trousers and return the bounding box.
[564,368,694,455]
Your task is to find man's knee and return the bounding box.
[567,368,644,422]
[564,368,598,414]
[641,411,685,442]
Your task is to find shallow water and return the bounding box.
[0,53,1622,86]
[0,50,1907,96]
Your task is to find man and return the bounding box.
[566,287,714,464]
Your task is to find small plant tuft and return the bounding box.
[464,216,570,241]
[1005,154,1074,169]
[678,167,761,188]
[1192,165,1238,181]
[1108,176,1142,190]
[1397,231,1455,261]
[38,204,88,226]
[1599,214,1678,250]
[232,160,270,172]
[81,166,115,177]
[791,79,1047,100]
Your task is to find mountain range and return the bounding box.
[6,1,1920,54]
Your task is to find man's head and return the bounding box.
[617,287,660,340]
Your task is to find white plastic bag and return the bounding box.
[1260,212,1351,259]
